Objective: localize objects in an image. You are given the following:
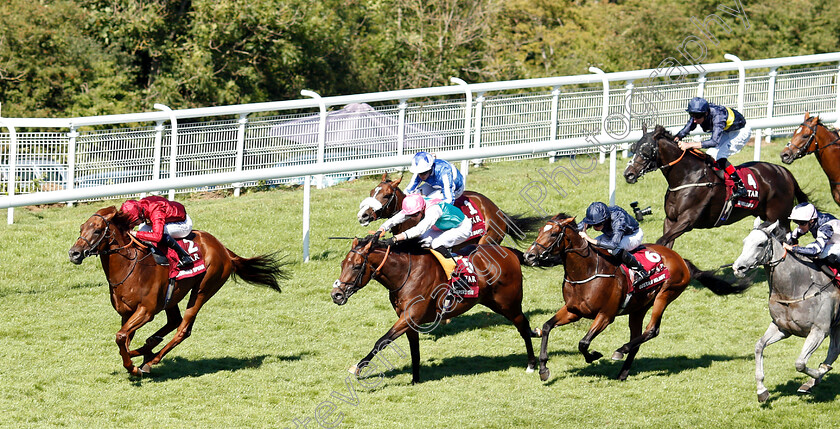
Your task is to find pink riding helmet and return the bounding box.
[401,194,426,215]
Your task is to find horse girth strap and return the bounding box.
[770,281,834,306]
[667,182,719,192]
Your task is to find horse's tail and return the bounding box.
[228,250,288,293]
[684,258,750,295]
[501,212,545,245]
[792,174,809,204]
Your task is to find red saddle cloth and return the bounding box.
[165,234,207,280]
[449,255,480,298]
[620,247,670,293]
[724,166,760,209]
[827,266,840,286]
[454,195,487,241]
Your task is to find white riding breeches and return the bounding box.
[418,217,473,249]
[139,214,193,239]
[706,125,752,160]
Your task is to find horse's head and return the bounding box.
[357,173,403,226]
[331,233,387,305]
[523,214,578,266]
[781,112,820,164]
[624,124,673,184]
[732,217,782,277]
[68,206,132,264]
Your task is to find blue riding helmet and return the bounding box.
[686,97,710,115]
[409,151,435,174]
[582,202,609,225]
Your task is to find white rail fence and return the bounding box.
[1,52,839,260]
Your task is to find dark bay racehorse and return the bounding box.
[780,112,840,207]
[331,234,537,383]
[624,124,806,248]
[733,218,840,402]
[357,173,541,247]
[68,207,287,377]
[523,214,749,381]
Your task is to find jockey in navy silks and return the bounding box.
[674,97,752,198]
[405,151,465,205]
[578,202,650,287]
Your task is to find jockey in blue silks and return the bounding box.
[405,152,465,205]
[674,97,752,198]
[578,202,650,287]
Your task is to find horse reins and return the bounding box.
[77,213,154,287]
[530,221,615,283]
[786,120,840,163]
[339,243,399,297]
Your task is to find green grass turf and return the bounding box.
[0,138,838,428]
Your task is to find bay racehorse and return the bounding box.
[733,218,840,402]
[357,173,541,248]
[780,112,840,207]
[331,233,538,383]
[523,214,749,381]
[68,206,287,377]
[624,124,807,248]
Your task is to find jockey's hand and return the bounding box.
[381,237,396,247]
[674,136,681,143]
[783,243,794,252]
[678,140,700,151]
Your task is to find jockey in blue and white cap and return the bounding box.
[784,202,840,268]
[578,202,650,287]
[405,151,465,205]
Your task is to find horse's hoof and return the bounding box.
[526,365,535,374]
[139,363,152,374]
[797,385,813,394]
[757,390,769,403]
[128,367,144,378]
[585,351,603,363]
[612,351,625,361]
[531,328,542,338]
[539,368,550,382]
[348,364,359,376]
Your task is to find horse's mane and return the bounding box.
[550,212,578,230]
[651,124,677,143]
[98,206,133,232]
[355,234,428,255]
[757,220,787,242]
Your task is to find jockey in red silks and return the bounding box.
[120,196,194,269]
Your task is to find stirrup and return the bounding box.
[632,271,650,287]
[176,255,193,269]
[732,185,748,198]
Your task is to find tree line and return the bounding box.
[1,0,837,118]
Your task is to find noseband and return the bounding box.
[785,121,819,161]
[743,228,787,272]
[337,244,394,298]
[76,213,115,257]
[530,221,590,261]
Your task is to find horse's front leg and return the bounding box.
[538,306,580,382]
[130,306,182,361]
[578,312,613,364]
[656,216,692,249]
[350,317,413,383]
[794,327,831,393]
[115,308,154,377]
[755,323,788,402]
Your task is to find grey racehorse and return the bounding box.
[732,218,840,402]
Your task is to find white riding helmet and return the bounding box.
[789,202,818,222]
[409,152,435,174]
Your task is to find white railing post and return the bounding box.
[66,126,78,207]
[472,92,485,167]
[549,87,561,163]
[2,119,17,224]
[151,120,164,197]
[697,74,707,98]
[589,66,616,205]
[302,174,311,262]
[765,67,777,144]
[450,77,472,178]
[302,90,326,189]
[233,113,248,197]
[724,54,750,159]
[835,61,840,128]
[622,81,634,158]
[154,104,178,198]
[397,100,407,158]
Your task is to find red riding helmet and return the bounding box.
[120,200,143,225]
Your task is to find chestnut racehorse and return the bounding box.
[68,206,287,377]
[357,173,541,248]
[331,233,538,383]
[523,214,749,381]
[624,124,807,248]
[780,112,840,207]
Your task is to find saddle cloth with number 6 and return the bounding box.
[165,233,207,280]
[620,246,670,293]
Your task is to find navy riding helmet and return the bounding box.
[582,202,609,225]
[686,97,710,115]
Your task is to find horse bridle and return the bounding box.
[785,120,840,162]
[530,221,590,261]
[366,184,399,221]
[627,136,662,180]
[336,242,400,298]
[742,228,788,272]
[76,212,152,287]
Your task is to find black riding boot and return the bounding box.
[163,234,193,269]
[728,171,748,198]
[617,249,650,288]
[434,246,455,260]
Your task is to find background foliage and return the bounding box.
[2,0,839,117]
